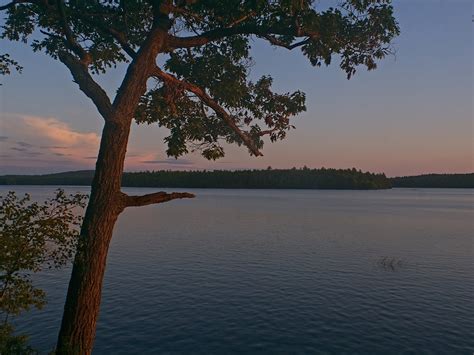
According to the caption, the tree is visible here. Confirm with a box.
[0,1,399,353]
[0,190,87,353]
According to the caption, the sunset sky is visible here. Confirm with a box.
[1,0,472,177]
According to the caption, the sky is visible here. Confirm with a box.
[0,0,473,177]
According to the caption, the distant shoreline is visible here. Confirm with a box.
[0,169,472,189]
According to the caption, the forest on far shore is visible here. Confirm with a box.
[0,168,389,189]
[0,169,472,189]
[390,173,474,188]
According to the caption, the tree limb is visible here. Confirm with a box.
[165,23,318,50]
[106,27,137,58]
[159,3,203,22]
[121,191,195,208]
[261,35,311,50]
[58,51,113,120]
[227,12,256,28]
[76,14,138,60]
[258,127,280,136]
[56,0,91,65]
[112,26,166,118]
[152,66,264,156]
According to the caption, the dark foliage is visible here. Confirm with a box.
[0,170,96,186]
[391,174,474,188]
[0,190,87,354]
[3,171,472,189]
[0,168,391,189]
[123,167,391,189]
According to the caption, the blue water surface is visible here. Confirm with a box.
[4,186,473,354]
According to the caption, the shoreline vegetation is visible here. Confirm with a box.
[0,169,472,189]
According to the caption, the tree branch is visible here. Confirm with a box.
[58,51,113,120]
[261,35,311,50]
[56,0,91,65]
[121,191,195,208]
[77,14,138,60]
[112,26,166,118]
[152,66,264,156]
[159,3,203,22]
[106,27,137,58]
[258,127,280,136]
[165,23,318,50]
[227,12,256,28]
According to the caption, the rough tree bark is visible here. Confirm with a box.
[55,23,193,355]
[55,119,131,354]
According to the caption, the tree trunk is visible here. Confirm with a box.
[54,22,168,353]
[56,118,131,354]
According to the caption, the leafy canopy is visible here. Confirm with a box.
[1,0,399,158]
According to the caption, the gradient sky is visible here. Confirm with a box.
[1,0,473,176]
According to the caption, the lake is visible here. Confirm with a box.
[3,186,473,354]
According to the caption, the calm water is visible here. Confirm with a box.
[3,186,473,354]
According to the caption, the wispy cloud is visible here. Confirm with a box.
[39,146,69,149]
[0,113,190,174]
[22,115,100,157]
[16,141,34,148]
[1,114,101,172]
[10,147,28,152]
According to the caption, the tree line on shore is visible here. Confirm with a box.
[1,167,389,190]
[390,173,473,188]
[1,169,472,189]
[123,167,391,189]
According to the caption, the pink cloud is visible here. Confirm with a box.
[0,114,191,173]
